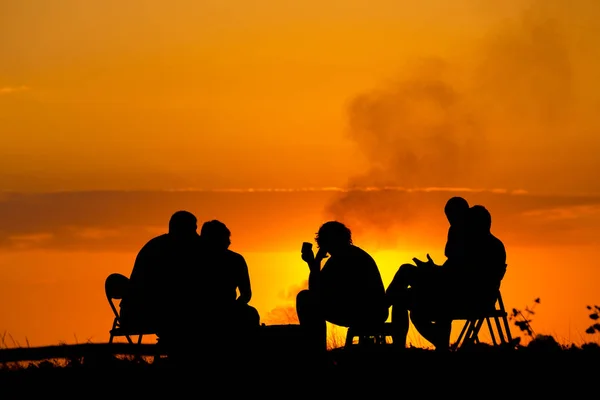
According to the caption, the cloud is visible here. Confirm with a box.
[323,57,490,240]
[0,189,599,254]
[276,279,308,302]
[0,86,29,94]
[0,189,335,252]
[325,188,600,249]
[262,306,300,325]
[324,1,599,240]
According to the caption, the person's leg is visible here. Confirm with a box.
[410,283,453,351]
[296,289,327,354]
[387,263,419,348]
[390,302,409,348]
[410,312,451,350]
[434,319,452,351]
[386,263,422,304]
[427,283,453,351]
[226,303,261,362]
[233,303,261,328]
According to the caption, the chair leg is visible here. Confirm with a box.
[464,320,478,345]
[466,318,485,346]
[452,320,471,350]
[486,317,498,346]
[493,316,506,344]
[345,329,354,348]
[501,315,514,343]
[457,319,479,349]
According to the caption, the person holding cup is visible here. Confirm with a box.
[295,221,388,354]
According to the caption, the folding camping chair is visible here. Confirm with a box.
[345,291,514,350]
[105,273,156,345]
[450,289,514,350]
[346,264,514,350]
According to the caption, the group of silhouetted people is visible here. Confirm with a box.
[119,212,260,360]
[294,196,506,354]
[117,196,506,361]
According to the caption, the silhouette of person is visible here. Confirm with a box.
[460,205,507,304]
[386,201,506,350]
[199,220,261,334]
[296,221,388,354]
[120,210,203,350]
[385,197,469,350]
[442,196,470,268]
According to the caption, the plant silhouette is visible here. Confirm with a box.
[510,297,541,340]
[585,305,600,338]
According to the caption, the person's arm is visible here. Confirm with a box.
[304,248,327,292]
[363,256,386,300]
[129,243,151,289]
[308,260,322,292]
[236,255,252,304]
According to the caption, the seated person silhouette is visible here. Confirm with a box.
[199,220,261,336]
[442,196,470,269]
[385,196,469,350]
[458,205,507,307]
[296,221,389,354]
[120,210,203,347]
[386,202,506,350]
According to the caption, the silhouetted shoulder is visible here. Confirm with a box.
[135,234,169,256]
[350,244,374,258]
[225,249,247,266]
[145,233,170,246]
[347,244,377,266]
[490,234,507,264]
[445,224,466,260]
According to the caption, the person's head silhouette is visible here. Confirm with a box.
[200,220,231,251]
[315,221,352,255]
[444,196,469,225]
[168,210,198,239]
[467,205,492,235]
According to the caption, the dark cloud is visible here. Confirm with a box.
[0,190,332,252]
[329,189,600,249]
[0,190,599,254]
[324,59,489,239]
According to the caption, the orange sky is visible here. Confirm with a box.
[1,0,600,348]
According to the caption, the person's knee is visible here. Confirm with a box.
[400,263,416,272]
[296,289,312,307]
[410,312,429,328]
[389,264,417,287]
[391,263,414,280]
[247,305,260,326]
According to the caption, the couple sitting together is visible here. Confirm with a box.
[119,213,260,358]
[296,196,507,352]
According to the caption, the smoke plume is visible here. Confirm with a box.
[324,1,590,246]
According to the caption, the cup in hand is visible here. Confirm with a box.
[301,242,313,254]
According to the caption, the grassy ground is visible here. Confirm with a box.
[1,335,599,398]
